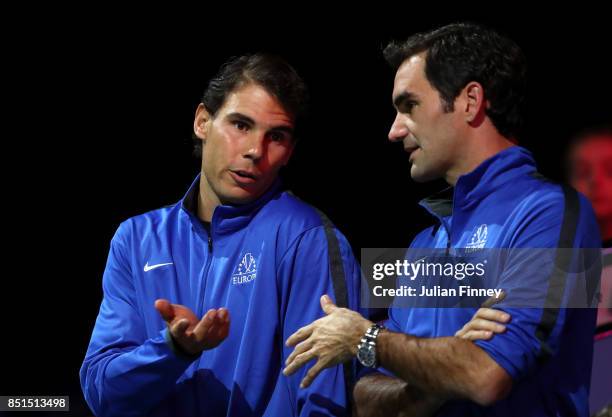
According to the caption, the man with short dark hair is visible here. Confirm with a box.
[283,23,601,416]
[80,53,360,416]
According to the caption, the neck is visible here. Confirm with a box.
[445,124,516,186]
[198,173,220,223]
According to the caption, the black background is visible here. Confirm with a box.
[2,7,611,416]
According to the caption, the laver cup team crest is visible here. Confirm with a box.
[232,252,258,285]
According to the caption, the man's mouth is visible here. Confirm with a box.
[404,145,420,161]
[229,169,259,184]
[233,170,257,179]
[403,138,419,153]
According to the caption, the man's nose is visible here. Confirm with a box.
[388,114,409,142]
[243,132,264,160]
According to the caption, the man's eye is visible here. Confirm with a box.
[269,131,286,142]
[234,121,249,131]
[402,102,416,114]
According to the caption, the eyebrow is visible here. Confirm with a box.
[393,92,419,110]
[226,112,294,135]
[226,112,255,126]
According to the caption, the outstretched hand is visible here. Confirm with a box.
[155,299,230,356]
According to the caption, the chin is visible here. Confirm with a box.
[221,188,262,205]
[223,194,256,205]
[410,167,437,183]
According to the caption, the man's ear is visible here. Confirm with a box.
[194,103,212,141]
[462,81,487,125]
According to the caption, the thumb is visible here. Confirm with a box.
[320,294,337,315]
[155,299,175,322]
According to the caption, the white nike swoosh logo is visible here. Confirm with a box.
[143,262,174,272]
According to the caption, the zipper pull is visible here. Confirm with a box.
[208,235,213,251]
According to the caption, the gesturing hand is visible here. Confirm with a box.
[283,295,372,388]
[155,299,230,356]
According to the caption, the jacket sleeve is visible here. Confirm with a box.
[277,225,362,417]
[79,221,198,417]
[474,191,601,381]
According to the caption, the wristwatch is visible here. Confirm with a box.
[357,323,385,368]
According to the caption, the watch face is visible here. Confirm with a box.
[358,347,376,368]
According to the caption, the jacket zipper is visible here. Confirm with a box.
[196,230,214,318]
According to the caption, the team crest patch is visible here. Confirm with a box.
[232,252,257,285]
[465,224,488,252]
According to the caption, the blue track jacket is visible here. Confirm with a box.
[80,175,361,416]
[385,146,601,416]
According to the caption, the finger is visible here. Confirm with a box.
[475,308,511,323]
[460,330,493,341]
[155,299,175,322]
[465,318,506,333]
[300,359,327,388]
[207,309,229,335]
[170,318,190,338]
[285,340,314,366]
[205,316,223,338]
[283,350,316,376]
[320,295,337,315]
[215,309,231,339]
[455,326,467,337]
[217,308,229,323]
[210,309,230,340]
[480,290,506,308]
[285,324,314,347]
[192,310,216,339]
[214,319,230,341]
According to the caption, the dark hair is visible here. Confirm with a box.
[193,53,308,157]
[383,22,527,140]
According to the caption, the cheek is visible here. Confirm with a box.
[267,146,293,167]
[418,115,450,147]
[202,142,220,171]
[205,131,238,167]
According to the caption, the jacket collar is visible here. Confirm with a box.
[420,146,537,219]
[180,173,283,237]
